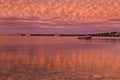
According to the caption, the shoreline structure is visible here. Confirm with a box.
[0,32,120,37]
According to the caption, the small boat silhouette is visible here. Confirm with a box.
[78,36,92,40]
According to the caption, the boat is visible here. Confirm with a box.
[78,36,92,40]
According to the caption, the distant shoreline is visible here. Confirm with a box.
[0,33,120,37]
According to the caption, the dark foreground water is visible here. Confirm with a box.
[0,36,120,80]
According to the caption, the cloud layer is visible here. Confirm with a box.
[0,0,120,33]
[0,0,120,23]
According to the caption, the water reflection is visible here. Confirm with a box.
[0,37,120,80]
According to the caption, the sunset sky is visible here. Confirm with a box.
[0,0,120,34]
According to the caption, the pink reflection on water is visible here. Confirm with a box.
[0,36,120,79]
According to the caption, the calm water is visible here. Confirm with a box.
[0,36,120,80]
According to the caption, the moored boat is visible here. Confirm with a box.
[78,36,92,40]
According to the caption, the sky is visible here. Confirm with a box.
[0,0,120,34]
